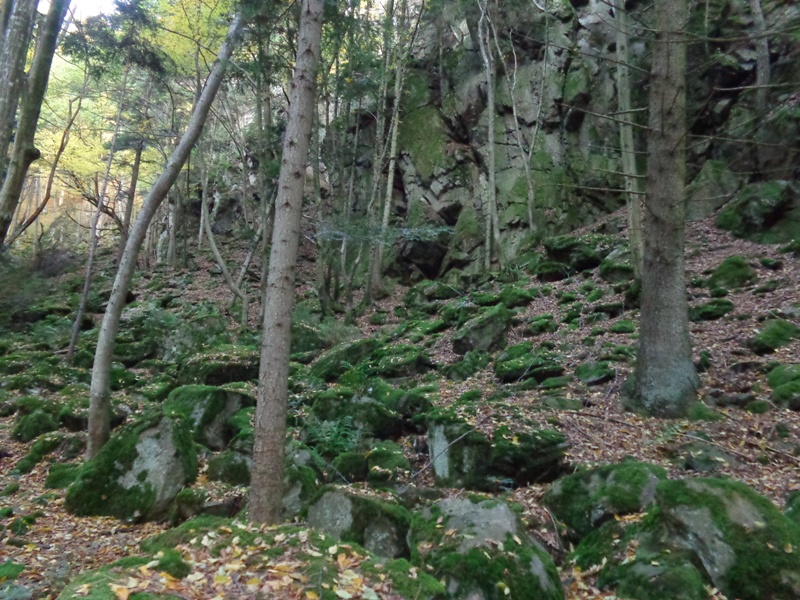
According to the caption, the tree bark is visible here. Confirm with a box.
[627,0,698,418]
[614,0,644,279]
[0,0,37,181]
[747,0,769,115]
[0,0,70,246]
[86,13,245,459]
[249,0,323,525]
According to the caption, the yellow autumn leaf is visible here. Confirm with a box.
[328,545,339,555]
[108,584,130,600]
[213,574,231,585]
[306,591,320,600]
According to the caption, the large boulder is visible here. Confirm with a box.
[310,338,382,381]
[410,497,563,600]
[716,180,800,244]
[569,478,800,600]
[307,489,412,559]
[452,306,513,355]
[177,346,259,385]
[544,461,667,540]
[65,414,197,521]
[163,385,256,450]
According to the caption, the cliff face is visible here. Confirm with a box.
[334,0,800,279]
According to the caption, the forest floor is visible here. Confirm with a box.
[1,214,799,599]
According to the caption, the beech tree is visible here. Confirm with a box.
[86,13,245,459]
[626,0,699,418]
[249,0,324,525]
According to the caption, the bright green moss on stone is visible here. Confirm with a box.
[708,256,756,289]
[748,319,800,354]
[12,409,58,442]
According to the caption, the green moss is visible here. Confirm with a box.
[687,402,722,422]
[599,260,633,283]
[310,338,382,381]
[140,514,230,553]
[227,406,254,454]
[207,450,251,486]
[366,441,411,487]
[771,381,800,409]
[527,314,559,334]
[0,560,24,582]
[748,319,800,354]
[368,558,446,599]
[655,478,800,600]
[15,432,63,473]
[156,548,191,579]
[767,364,800,388]
[575,361,615,385]
[331,451,368,482]
[543,461,667,540]
[65,414,197,521]
[708,256,756,289]
[12,409,58,442]
[1,483,20,497]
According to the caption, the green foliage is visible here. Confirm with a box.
[689,298,734,321]
[305,416,362,458]
[45,463,82,489]
[15,433,63,473]
[748,319,800,354]
[0,560,25,581]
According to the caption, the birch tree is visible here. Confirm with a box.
[86,14,245,459]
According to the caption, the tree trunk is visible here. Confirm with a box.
[67,66,131,362]
[477,0,500,269]
[627,0,698,418]
[747,0,769,115]
[86,14,245,459]
[615,0,644,279]
[0,0,37,182]
[249,0,323,525]
[117,142,143,263]
[0,0,70,246]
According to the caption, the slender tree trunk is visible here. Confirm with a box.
[0,0,37,182]
[249,0,323,525]
[117,142,143,262]
[0,0,69,245]
[86,14,244,459]
[627,0,698,418]
[615,0,644,279]
[67,67,131,362]
[477,0,500,269]
[747,0,769,115]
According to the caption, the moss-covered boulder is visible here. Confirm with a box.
[544,461,667,540]
[409,497,563,600]
[364,344,435,378]
[654,479,800,599]
[177,346,259,385]
[543,235,604,272]
[490,426,566,485]
[575,361,615,385]
[452,306,513,355]
[307,489,412,559]
[163,385,255,450]
[527,314,559,334]
[599,260,634,283]
[310,338,382,381]
[707,256,756,289]
[716,180,800,244]
[494,347,565,384]
[331,451,369,482]
[12,408,58,442]
[689,298,734,321]
[207,450,252,486]
[768,364,800,410]
[427,416,491,488]
[747,319,800,355]
[65,414,197,521]
[310,390,404,440]
[366,441,411,487]
[442,350,490,380]
[535,261,571,282]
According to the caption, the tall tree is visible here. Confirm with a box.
[626,0,699,417]
[614,0,644,279]
[0,0,71,246]
[249,0,324,525]
[86,13,245,459]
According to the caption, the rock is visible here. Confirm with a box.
[310,338,382,381]
[452,306,513,355]
[11,409,58,442]
[207,450,252,485]
[307,489,411,559]
[689,298,734,321]
[717,180,800,244]
[366,441,411,487]
[310,390,404,440]
[177,346,259,385]
[786,491,800,526]
[707,256,756,289]
[543,235,604,271]
[493,344,564,383]
[442,350,490,381]
[282,465,319,520]
[427,417,491,488]
[65,414,197,521]
[544,461,667,540]
[654,479,800,600]
[410,497,563,600]
[163,385,256,450]
[575,361,615,385]
[671,440,738,472]
[686,159,740,220]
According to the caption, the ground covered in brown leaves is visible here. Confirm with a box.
[1,215,799,599]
